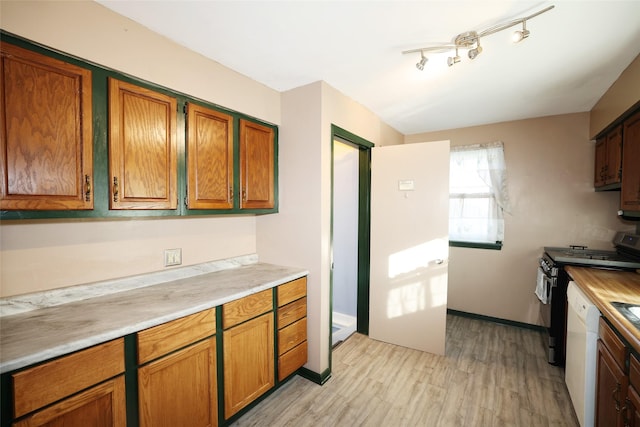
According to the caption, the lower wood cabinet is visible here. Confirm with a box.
[13,377,126,427]
[222,290,275,419]
[596,319,629,427]
[137,308,217,427]
[10,338,125,426]
[276,277,308,381]
[627,354,640,427]
[3,277,308,427]
[138,338,217,427]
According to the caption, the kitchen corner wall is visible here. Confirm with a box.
[257,81,403,378]
[0,0,281,297]
[590,54,640,138]
[405,112,636,325]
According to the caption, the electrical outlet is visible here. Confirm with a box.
[164,248,182,267]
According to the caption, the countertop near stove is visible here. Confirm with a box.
[566,266,640,352]
[0,262,308,374]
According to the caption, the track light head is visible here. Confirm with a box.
[468,45,482,60]
[512,21,530,43]
[416,52,428,70]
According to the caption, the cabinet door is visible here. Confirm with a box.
[13,376,126,427]
[139,337,217,427]
[594,137,607,188]
[239,119,275,209]
[223,312,274,419]
[108,78,177,210]
[186,103,234,209]
[605,126,622,185]
[1,43,93,210]
[621,110,640,211]
[628,386,640,427]
[596,340,628,427]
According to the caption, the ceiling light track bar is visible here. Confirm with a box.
[403,5,554,69]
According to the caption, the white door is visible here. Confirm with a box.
[369,141,450,355]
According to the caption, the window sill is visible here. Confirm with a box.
[449,241,503,250]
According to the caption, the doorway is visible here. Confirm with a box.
[330,125,373,349]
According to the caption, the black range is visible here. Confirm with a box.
[536,232,640,366]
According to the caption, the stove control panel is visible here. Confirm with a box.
[613,232,640,252]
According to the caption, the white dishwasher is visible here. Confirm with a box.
[565,281,600,427]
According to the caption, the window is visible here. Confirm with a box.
[449,142,510,249]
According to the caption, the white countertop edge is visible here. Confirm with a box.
[0,268,308,374]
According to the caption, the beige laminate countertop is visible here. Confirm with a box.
[566,266,640,352]
[0,261,308,374]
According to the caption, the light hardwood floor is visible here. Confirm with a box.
[230,314,580,426]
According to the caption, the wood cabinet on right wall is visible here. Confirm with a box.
[621,110,640,212]
[594,125,622,189]
[594,107,640,215]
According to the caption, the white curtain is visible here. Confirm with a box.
[449,141,510,243]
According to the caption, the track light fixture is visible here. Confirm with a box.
[416,51,428,70]
[403,5,553,70]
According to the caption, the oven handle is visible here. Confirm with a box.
[536,266,556,304]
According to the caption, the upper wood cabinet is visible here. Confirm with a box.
[621,110,640,212]
[108,78,177,210]
[239,119,275,210]
[0,43,93,210]
[594,125,622,189]
[186,103,234,210]
[0,36,279,219]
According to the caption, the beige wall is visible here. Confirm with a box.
[590,54,640,138]
[0,0,404,377]
[257,81,402,376]
[0,0,281,297]
[406,113,635,325]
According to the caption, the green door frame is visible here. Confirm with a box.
[330,125,374,347]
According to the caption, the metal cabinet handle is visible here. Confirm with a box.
[613,383,621,411]
[622,397,630,427]
[84,175,91,202]
[113,177,119,203]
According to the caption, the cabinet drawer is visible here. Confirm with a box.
[599,318,627,370]
[278,297,307,328]
[223,289,272,329]
[278,318,307,355]
[279,341,307,381]
[138,308,216,364]
[277,277,307,307]
[14,376,126,427]
[631,353,640,390]
[12,338,125,418]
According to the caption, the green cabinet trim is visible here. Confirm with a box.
[0,32,278,220]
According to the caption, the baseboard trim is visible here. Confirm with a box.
[297,366,332,385]
[447,308,545,332]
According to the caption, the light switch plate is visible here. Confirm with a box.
[398,179,415,191]
[164,248,182,266]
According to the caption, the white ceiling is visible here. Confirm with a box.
[96,0,640,135]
